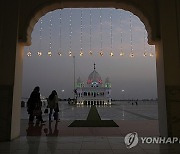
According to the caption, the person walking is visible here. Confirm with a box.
[48,90,60,122]
[27,86,46,124]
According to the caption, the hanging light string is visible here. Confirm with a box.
[110,9,113,56]
[100,8,103,56]
[38,19,43,56]
[48,12,53,56]
[129,14,134,57]
[149,45,154,57]
[58,9,62,56]
[69,8,72,56]
[143,28,147,57]
[119,10,124,56]
[80,8,83,56]
[89,9,92,55]
[27,46,32,57]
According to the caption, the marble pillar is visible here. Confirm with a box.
[0,0,22,141]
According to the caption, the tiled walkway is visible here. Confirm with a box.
[21,120,159,137]
[2,101,178,153]
[1,136,180,154]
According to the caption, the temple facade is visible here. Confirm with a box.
[76,64,111,105]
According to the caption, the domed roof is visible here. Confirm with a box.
[87,63,102,84]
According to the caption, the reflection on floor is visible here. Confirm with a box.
[3,101,178,154]
[22,120,159,137]
[21,101,159,137]
[1,136,180,154]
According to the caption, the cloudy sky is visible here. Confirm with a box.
[23,8,157,100]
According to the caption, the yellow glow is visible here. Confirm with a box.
[120,52,125,56]
[48,51,52,56]
[80,51,83,56]
[37,51,42,56]
[110,52,114,56]
[129,52,134,58]
[143,52,148,57]
[58,52,62,56]
[69,51,72,56]
[89,51,93,55]
[27,51,32,57]
[100,51,103,56]
[150,52,154,57]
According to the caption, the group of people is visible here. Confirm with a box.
[27,86,60,124]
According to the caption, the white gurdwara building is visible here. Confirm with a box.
[76,64,112,105]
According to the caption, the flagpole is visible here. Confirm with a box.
[73,55,75,99]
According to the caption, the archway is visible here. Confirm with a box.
[21,8,159,137]
[1,0,171,141]
[18,1,167,138]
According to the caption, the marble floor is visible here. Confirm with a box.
[1,101,179,153]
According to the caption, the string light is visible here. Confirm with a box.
[69,8,72,56]
[27,47,32,57]
[149,46,154,57]
[37,19,43,56]
[89,9,93,55]
[58,52,62,56]
[58,9,62,56]
[110,9,114,57]
[37,51,42,56]
[100,51,103,56]
[99,8,103,56]
[143,52,148,57]
[69,51,72,56]
[27,51,32,57]
[80,8,83,56]
[129,14,134,58]
[130,52,134,57]
[48,51,52,56]
[143,28,148,57]
[48,12,53,56]
[110,52,114,56]
[120,52,125,56]
[119,10,125,56]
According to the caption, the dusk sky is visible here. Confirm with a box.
[23,8,157,100]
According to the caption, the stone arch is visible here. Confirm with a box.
[19,0,159,45]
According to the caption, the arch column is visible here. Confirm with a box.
[157,0,180,137]
[0,0,23,141]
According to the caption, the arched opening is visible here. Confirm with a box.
[20,6,161,137]
[2,0,170,142]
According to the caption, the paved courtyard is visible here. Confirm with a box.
[5,101,180,154]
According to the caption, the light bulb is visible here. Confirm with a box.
[120,52,125,56]
[58,52,62,56]
[69,51,72,56]
[37,51,42,56]
[48,51,52,56]
[150,52,154,57]
[100,51,103,56]
[27,51,32,57]
[110,52,114,56]
[89,51,93,55]
[130,52,134,58]
[143,52,148,57]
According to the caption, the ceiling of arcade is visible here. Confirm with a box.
[18,0,160,45]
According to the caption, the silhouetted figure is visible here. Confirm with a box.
[27,86,45,124]
[48,90,60,122]
[135,101,138,105]
[68,98,71,104]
